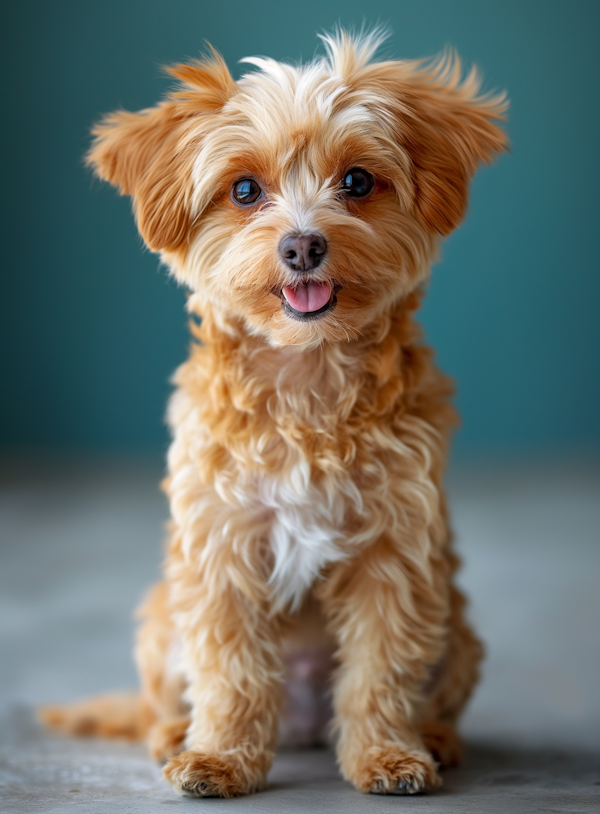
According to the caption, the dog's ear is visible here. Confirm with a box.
[401,56,508,235]
[87,52,235,252]
[360,53,508,235]
[87,104,195,252]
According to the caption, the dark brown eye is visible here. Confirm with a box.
[341,167,374,198]
[232,178,262,205]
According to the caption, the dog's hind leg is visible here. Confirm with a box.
[135,580,190,761]
[420,555,484,768]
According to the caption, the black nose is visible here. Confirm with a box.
[279,233,327,272]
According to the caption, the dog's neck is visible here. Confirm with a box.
[182,289,438,424]
[170,288,454,480]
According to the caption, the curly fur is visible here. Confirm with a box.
[40,29,507,797]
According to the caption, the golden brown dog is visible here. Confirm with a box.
[42,29,508,797]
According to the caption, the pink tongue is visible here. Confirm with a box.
[282,282,332,313]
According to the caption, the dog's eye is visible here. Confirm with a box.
[232,178,262,205]
[341,168,374,198]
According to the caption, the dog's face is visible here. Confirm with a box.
[89,32,507,347]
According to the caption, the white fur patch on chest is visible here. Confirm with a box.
[259,461,352,612]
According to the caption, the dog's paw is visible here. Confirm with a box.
[420,719,463,769]
[350,746,441,795]
[163,749,267,797]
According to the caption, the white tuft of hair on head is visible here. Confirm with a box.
[318,23,391,78]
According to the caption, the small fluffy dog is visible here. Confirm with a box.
[42,30,507,797]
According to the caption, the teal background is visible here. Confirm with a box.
[1,0,599,457]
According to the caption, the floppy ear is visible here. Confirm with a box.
[86,52,235,252]
[362,53,508,235]
[401,55,508,235]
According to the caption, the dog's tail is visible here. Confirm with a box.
[38,691,152,742]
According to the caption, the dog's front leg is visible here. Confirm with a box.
[162,509,281,798]
[320,534,447,795]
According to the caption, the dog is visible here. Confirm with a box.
[41,29,508,797]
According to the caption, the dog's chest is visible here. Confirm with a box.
[259,460,355,612]
[196,342,402,611]
[233,348,377,611]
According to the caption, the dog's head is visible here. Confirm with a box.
[88,30,507,347]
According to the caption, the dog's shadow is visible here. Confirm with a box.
[444,741,599,794]
[267,740,600,800]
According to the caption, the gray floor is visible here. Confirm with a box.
[1,455,599,812]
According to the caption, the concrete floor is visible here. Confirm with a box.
[1,455,599,812]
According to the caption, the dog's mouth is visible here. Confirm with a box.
[278,281,340,322]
